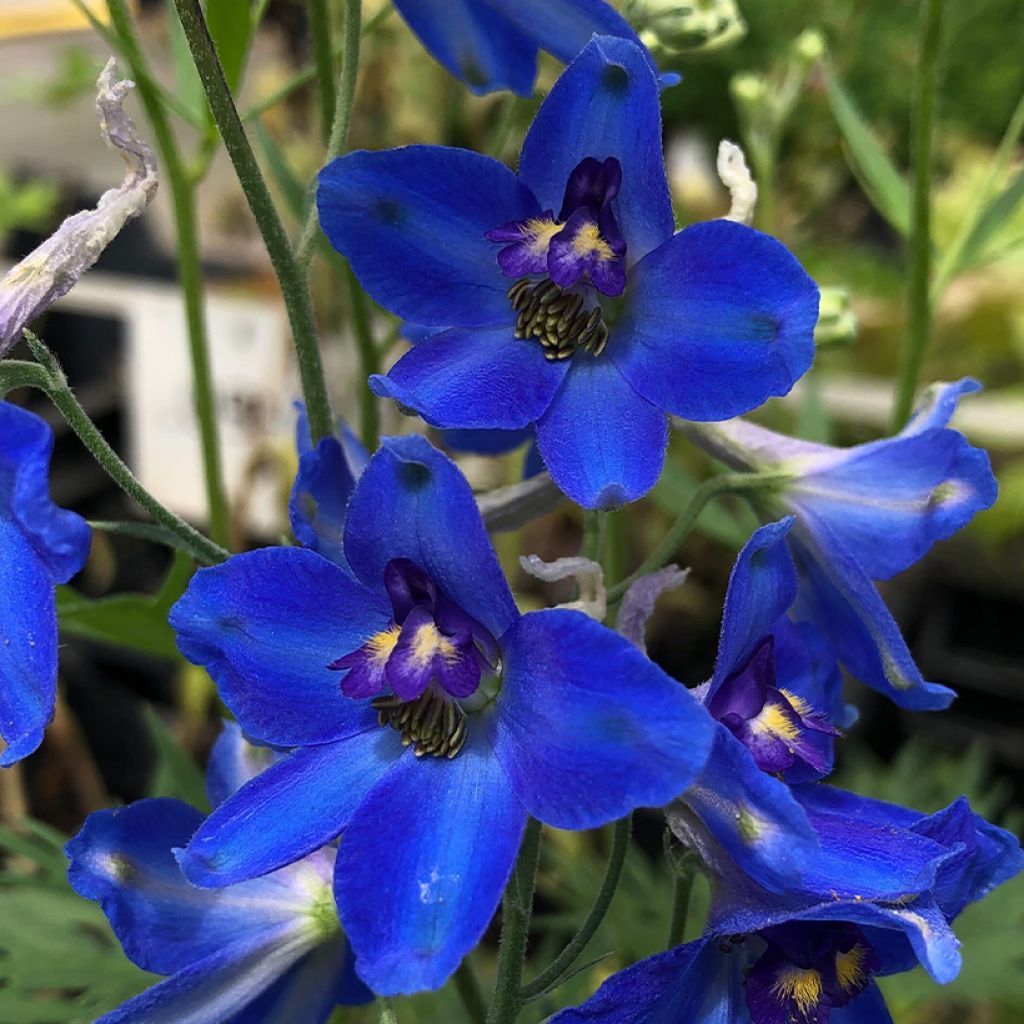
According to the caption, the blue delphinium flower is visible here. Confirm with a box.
[0,401,90,766]
[393,0,657,96]
[317,36,819,509]
[681,378,997,709]
[65,722,372,1024]
[290,402,369,568]
[552,790,1022,1024]
[675,518,846,892]
[169,435,714,994]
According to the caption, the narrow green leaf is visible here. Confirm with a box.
[57,552,194,660]
[169,1,210,126]
[208,0,257,94]
[954,166,1024,273]
[142,704,209,811]
[823,66,911,237]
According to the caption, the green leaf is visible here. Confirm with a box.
[954,166,1024,273]
[208,0,257,94]
[823,66,911,237]
[142,704,209,811]
[57,552,194,660]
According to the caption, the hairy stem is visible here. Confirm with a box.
[106,0,230,547]
[487,818,544,1024]
[3,347,226,566]
[171,0,335,443]
[892,0,947,431]
[521,814,632,1002]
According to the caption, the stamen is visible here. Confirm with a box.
[372,690,469,759]
[507,279,609,360]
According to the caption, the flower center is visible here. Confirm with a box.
[706,636,838,776]
[746,923,879,1024]
[329,558,498,760]
[487,156,625,362]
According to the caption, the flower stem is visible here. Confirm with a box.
[3,344,227,566]
[666,864,695,949]
[520,814,632,1002]
[297,0,363,270]
[170,0,335,444]
[307,0,336,145]
[607,473,779,604]
[454,958,489,1022]
[377,997,399,1024]
[344,261,380,447]
[105,0,230,548]
[487,817,544,1024]
[892,0,947,432]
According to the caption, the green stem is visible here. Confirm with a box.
[377,997,399,1024]
[520,814,632,1002]
[106,0,231,548]
[892,0,947,431]
[3,348,227,566]
[666,867,695,949]
[607,473,778,604]
[454,958,489,1022]
[171,0,335,444]
[580,509,602,562]
[487,818,544,1024]
[297,0,363,270]
[345,262,380,447]
[307,0,336,145]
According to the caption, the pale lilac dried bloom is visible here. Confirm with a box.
[614,565,689,652]
[0,59,157,357]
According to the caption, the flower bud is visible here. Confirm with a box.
[632,0,747,57]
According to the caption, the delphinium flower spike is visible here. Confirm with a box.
[169,435,715,994]
[317,36,819,509]
[0,402,91,765]
[66,722,373,1024]
[680,378,997,708]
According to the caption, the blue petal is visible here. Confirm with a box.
[393,0,537,95]
[343,436,519,638]
[788,430,996,581]
[170,548,390,747]
[708,519,797,696]
[0,401,91,582]
[612,220,819,420]
[229,935,373,1021]
[289,410,368,569]
[95,926,316,1024]
[832,982,894,1024]
[441,426,535,462]
[518,36,673,263]
[789,523,955,710]
[910,797,1024,919]
[0,524,57,766]
[318,147,539,326]
[490,0,651,69]
[205,721,281,809]
[550,937,747,1024]
[66,798,320,975]
[180,730,402,887]
[334,731,525,994]
[491,609,713,829]
[535,357,667,509]
[680,725,817,893]
[900,378,981,436]
[370,324,567,430]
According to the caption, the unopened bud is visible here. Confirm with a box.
[632,0,747,57]
[794,28,826,64]
[814,287,858,349]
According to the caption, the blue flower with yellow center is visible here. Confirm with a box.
[169,435,715,994]
[551,790,1023,1024]
[317,36,820,509]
